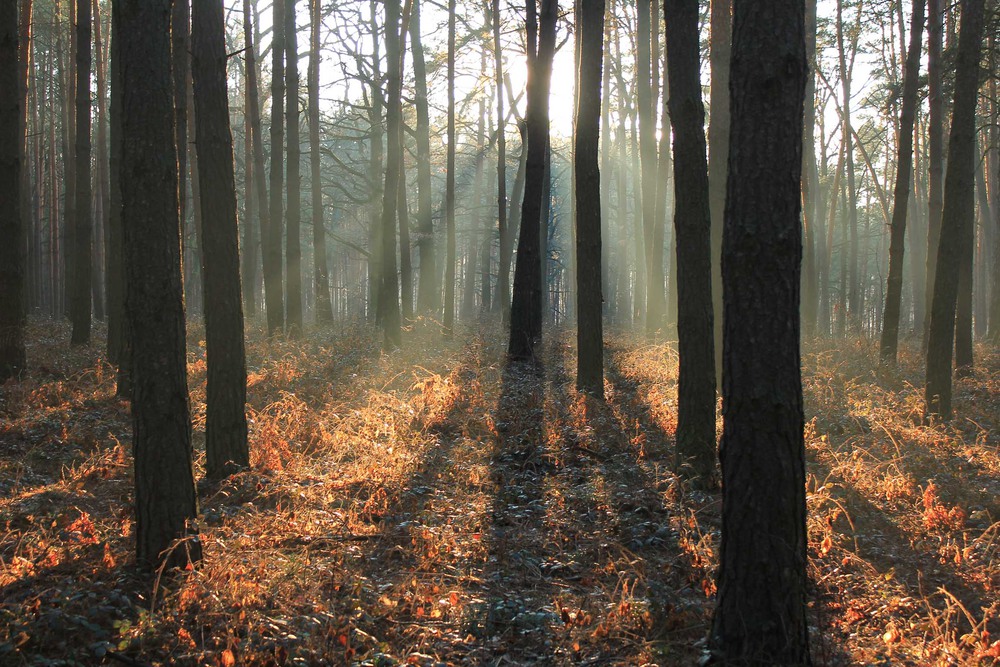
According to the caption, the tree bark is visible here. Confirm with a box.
[708,0,730,371]
[709,0,810,661]
[493,0,510,321]
[0,0,25,380]
[266,0,286,335]
[411,0,438,315]
[665,0,717,484]
[925,0,985,420]
[637,0,661,333]
[192,0,250,478]
[378,0,403,348]
[309,0,333,323]
[244,0,271,325]
[70,0,92,345]
[880,0,925,363]
[120,0,201,569]
[285,0,303,336]
[574,0,604,397]
[508,0,557,361]
[443,0,456,337]
[923,0,944,348]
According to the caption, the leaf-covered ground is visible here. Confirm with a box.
[1,318,998,666]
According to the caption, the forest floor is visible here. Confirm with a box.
[1,318,999,666]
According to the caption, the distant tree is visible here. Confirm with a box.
[192,0,250,478]
[0,0,25,381]
[493,0,511,322]
[244,0,272,325]
[108,0,128,395]
[637,0,661,334]
[285,0,303,336]
[119,0,201,568]
[443,0,456,337]
[267,0,286,336]
[309,0,333,324]
[925,0,986,420]
[378,0,403,348]
[880,0,926,364]
[70,0,92,345]
[664,0,716,483]
[574,0,604,397]
[411,0,438,315]
[709,0,810,661]
[508,0,557,361]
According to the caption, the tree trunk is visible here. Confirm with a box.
[378,0,403,348]
[575,0,604,397]
[443,0,456,337]
[493,0,509,321]
[285,0,303,336]
[172,0,192,313]
[925,0,985,420]
[244,0,271,326]
[665,0,717,484]
[119,0,201,569]
[880,0,925,363]
[411,0,438,315]
[837,0,860,333]
[266,0,286,335]
[508,0,557,361]
[241,29,258,319]
[309,0,333,323]
[637,0,661,333]
[0,1,25,380]
[109,0,127,392]
[924,0,944,348]
[70,0,92,345]
[708,0,730,371]
[192,0,250,478]
[709,0,810,661]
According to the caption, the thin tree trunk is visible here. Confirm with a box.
[310,0,333,323]
[492,0,509,321]
[924,0,944,348]
[575,0,604,397]
[880,0,925,363]
[70,0,92,345]
[285,0,302,335]
[267,0,286,335]
[411,0,438,314]
[443,0,456,337]
[637,0,661,333]
[379,0,403,348]
[665,0,717,484]
[192,0,250,478]
[925,0,986,420]
[708,0,730,368]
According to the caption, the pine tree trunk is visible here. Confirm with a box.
[880,0,926,363]
[0,0,25,380]
[443,0,456,337]
[925,0,985,420]
[709,0,810,660]
[285,0,303,336]
[575,0,604,397]
[924,0,945,348]
[708,0,730,369]
[309,0,333,324]
[637,0,661,333]
[379,0,403,348]
[665,0,716,484]
[192,0,250,478]
[266,0,286,335]
[244,0,271,324]
[120,0,201,569]
[508,0,557,361]
[70,0,92,345]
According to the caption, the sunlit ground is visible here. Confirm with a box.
[1,318,998,665]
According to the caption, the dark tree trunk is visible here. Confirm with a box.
[574,0,604,397]
[801,0,819,338]
[192,0,250,478]
[508,0,557,361]
[443,0,456,336]
[241,36,257,319]
[109,0,127,393]
[492,0,510,321]
[837,0,860,333]
[119,0,201,569]
[244,0,272,325]
[665,0,717,484]
[880,0,925,364]
[172,0,191,312]
[266,0,286,336]
[637,0,661,333]
[285,0,302,336]
[924,0,944,348]
[709,0,810,661]
[378,0,403,349]
[70,0,92,345]
[309,0,333,324]
[411,0,438,315]
[95,0,113,346]
[0,0,25,380]
[925,0,985,420]
[707,0,730,375]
